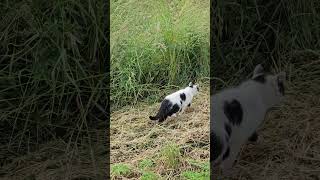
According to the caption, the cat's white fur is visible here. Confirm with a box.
[211,64,286,175]
[166,82,199,116]
[149,82,199,122]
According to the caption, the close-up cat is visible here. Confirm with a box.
[211,64,286,176]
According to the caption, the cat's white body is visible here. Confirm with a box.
[165,86,197,115]
[211,64,286,175]
[149,82,199,122]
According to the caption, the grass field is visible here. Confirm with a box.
[111,0,210,111]
[212,0,320,179]
[0,1,108,179]
[111,81,209,179]
[110,0,210,179]
[1,0,319,179]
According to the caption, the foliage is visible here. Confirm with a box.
[110,0,209,110]
[111,163,132,177]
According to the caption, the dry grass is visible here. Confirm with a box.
[214,58,320,179]
[0,1,107,179]
[109,58,320,180]
[110,82,210,179]
[1,128,108,179]
[2,59,318,180]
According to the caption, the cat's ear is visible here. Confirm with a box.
[188,82,193,87]
[252,64,264,78]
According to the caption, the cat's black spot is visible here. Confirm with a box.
[224,123,232,137]
[188,103,191,107]
[248,132,258,142]
[167,103,180,117]
[253,74,265,83]
[222,146,230,160]
[278,80,285,95]
[223,99,243,126]
[156,99,172,122]
[211,132,223,163]
[180,93,186,101]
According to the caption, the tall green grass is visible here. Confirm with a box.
[0,0,107,167]
[111,0,209,110]
[212,0,320,90]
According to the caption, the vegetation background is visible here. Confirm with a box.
[111,0,210,179]
[111,0,210,111]
[2,0,319,179]
[212,0,320,179]
[0,0,108,179]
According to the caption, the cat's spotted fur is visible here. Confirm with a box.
[149,82,199,122]
[210,64,286,175]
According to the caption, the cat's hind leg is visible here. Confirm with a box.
[158,117,166,122]
[220,139,243,177]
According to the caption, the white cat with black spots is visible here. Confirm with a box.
[210,64,286,176]
[149,82,199,122]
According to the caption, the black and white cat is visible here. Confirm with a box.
[149,82,199,122]
[210,64,286,175]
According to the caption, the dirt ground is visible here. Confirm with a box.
[111,60,320,180]
[110,83,210,179]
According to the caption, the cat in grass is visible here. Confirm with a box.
[149,82,199,122]
[210,64,286,176]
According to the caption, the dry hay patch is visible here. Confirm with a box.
[110,84,210,179]
[1,139,108,180]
